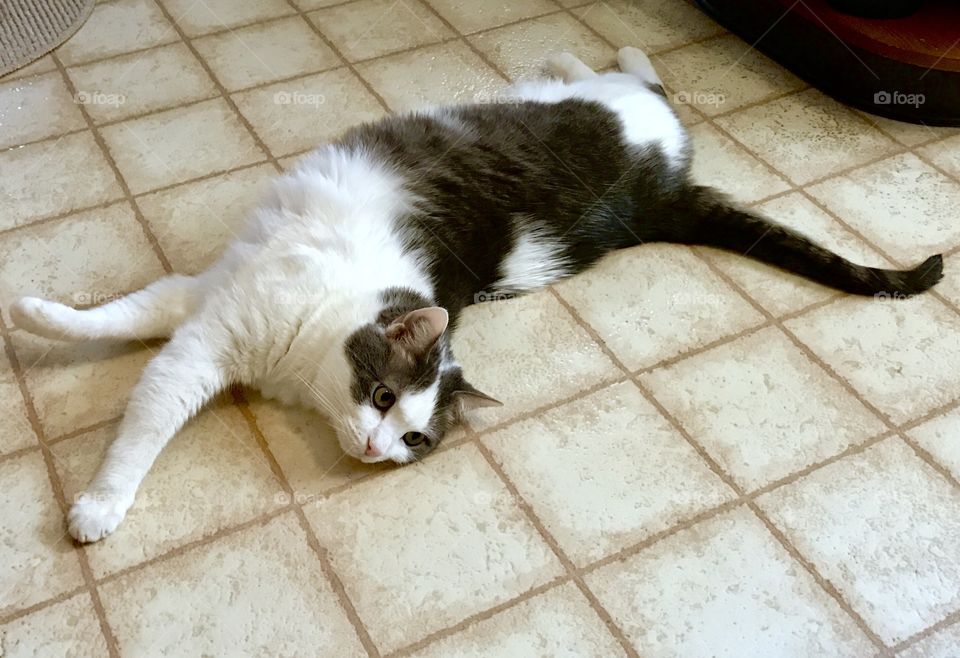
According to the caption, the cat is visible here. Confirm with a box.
[10,48,942,543]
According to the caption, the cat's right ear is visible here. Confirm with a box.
[385,306,449,356]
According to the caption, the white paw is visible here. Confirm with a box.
[67,491,133,543]
[10,297,70,339]
[618,46,660,85]
[545,52,594,82]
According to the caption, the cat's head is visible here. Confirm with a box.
[330,289,500,464]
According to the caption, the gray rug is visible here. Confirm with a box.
[0,0,95,77]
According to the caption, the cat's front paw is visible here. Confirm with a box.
[67,491,133,543]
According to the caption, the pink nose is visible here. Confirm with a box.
[364,439,381,457]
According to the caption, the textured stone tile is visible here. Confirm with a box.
[57,0,177,65]
[160,0,294,37]
[428,0,557,33]
[0,349,34,456]
[908,407,960,483]
[688,122,791,204]
[574,0,725,52]
[0,594,108,657]
[0,72,86,149]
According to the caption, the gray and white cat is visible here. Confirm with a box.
[11,49,942,543]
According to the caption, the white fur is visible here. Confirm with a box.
[11,48,681,543]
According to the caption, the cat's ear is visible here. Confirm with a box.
[453,379,502,411]
[386,306,449,355]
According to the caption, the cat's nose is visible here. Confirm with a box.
[364,439,381,457]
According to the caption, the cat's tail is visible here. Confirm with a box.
[10,274,202,341]
[658,185,943,297]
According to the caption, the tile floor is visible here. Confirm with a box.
[1,0,959,656]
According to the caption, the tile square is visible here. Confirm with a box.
[409,583,622,657]
[193,16,339,91]
[0,593,108,657]
[53,401,285,577]
[0,202,166,327]
[700,192,892,316]
[10,330,153,440]
[310,0,452,62]
[555,245,765,371]
[427,0,557,34]
[0,72,86,149]
[0,350,34,457]
[0,55,57,82]
[99,513,366,656]
[757,439,960,644]
[469,12,616,81]
[641,326,887,490]
[857,112,956,148]
[0,452,84,617]
[908,407,960,483]
[899,622,960,658]
[715,89,898,185]
[137,163,276,273]
[57,0,178,65]
[233,69,384,156]
[657,34,804,117]
[356,41,503,111]
[574,0,725,53]
[688,122,790,204]
[304,443,563,653]
[451,291,620,430]
[586,508,874,657]
[483,381,733,564]
[808,153,960,263]
[917,134,960,177]
[100,98,265,193]
[160,0,295,37]
[0,131,123,230]
[67,42,216,123]
[784,295,960,425]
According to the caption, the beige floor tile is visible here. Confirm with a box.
[641,326,887,490]
[908,407,960,483]
[574,0,725,53]
[138,164,277,273]
[100,98,265,193]
[99,512,366,656]
[428,0,557,34]
[0,131,123,230]
[700,192,892,317]
[0,55,57,82]
[483,381,732,564]
[0,72,86,149]
[857,111,956,148]
[10,330,153,439]
[193,16,339,91]
[0,452,84,617]
[757,439,960,644]
[451,291,619,430]
[356,41,504,111]
[586,507,874,657]
[67,42,216,123]
[233,68,384,156]
[0,202,165,327]
[305,443,563,653]
[0,350,35,457]
[784,295,960,426]
[310,0,452,62]
[408,582,622,657]
[657,34,804,117]
[248,394,392,500]
[807,153,960,264]
[555,245,764,371]
[0,593,109,657]
[715,89,898,185]
[57,0,178,66]
[688,122,791,204]
[469,12,616,81]
[159,0,295,37]
[53,401,284,577]
[917,134,960,178]
[899,622,960,658]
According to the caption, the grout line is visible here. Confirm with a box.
[0,584,88,626]
[0,198,128,240]
[50,54,174,274]
[0,127,88,153]
[43,417,124,447]
[891,608,960,654]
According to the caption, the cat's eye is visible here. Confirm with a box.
[372,384,396,411]
[402,431,426,447]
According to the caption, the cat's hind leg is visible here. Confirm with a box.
[617,46,662,86]
[546,52,597,83]
[67,320,229,542]
[11,273,203,342]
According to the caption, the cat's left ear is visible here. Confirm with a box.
[386,306,449,355]
[453,379,503,410]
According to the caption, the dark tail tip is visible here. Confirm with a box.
[894,254,943,296]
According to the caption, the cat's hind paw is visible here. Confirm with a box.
[67,491,133,543]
